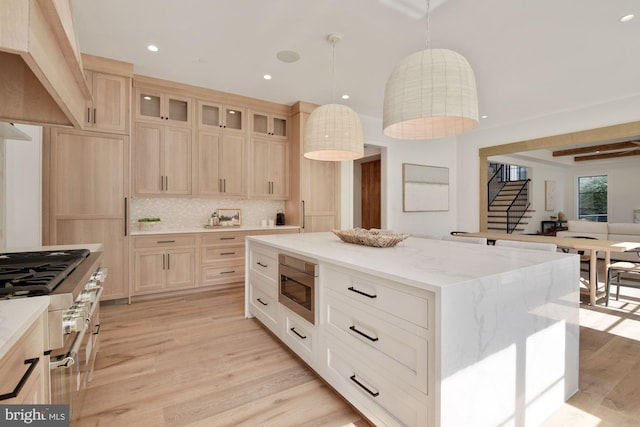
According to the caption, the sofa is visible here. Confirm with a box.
[556,220,640,261]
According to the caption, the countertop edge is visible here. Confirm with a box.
[131,225,300,236]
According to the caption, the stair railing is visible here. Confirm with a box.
[488,164,506,209]
[506,179,531,234]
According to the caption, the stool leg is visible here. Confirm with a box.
[606,267,611,307]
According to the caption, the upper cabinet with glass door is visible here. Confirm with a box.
[252,110,288,140]
[135,87,192,126]
[198,100,245,133]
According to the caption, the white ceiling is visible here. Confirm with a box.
[70,0,640,133]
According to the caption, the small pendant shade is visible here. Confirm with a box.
[304,103,364,161]
[383,48,479,140]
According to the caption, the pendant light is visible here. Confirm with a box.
[304,34,364,161]
[382,0,479,140]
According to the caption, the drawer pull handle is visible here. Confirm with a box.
[220,270,236,275]
[220,237,236,241]
[349,325,379,342]
[350,374,379,397]
[348,286,377,299]
[290,327,307,339]
[257,262,268,268]
[157,240,175,244]
[256,298,268,306]
[221,252,236,256]
[0,358,39,401]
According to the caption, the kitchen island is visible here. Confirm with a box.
[245,232,579,427]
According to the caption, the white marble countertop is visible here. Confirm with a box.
[247,232,575,292]
[0,296,49,359]
[131,225,300,236]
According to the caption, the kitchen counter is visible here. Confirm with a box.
[1,243,103,253]
[0,296,49,359]
[246,232,580,426]
[131,225,300,236]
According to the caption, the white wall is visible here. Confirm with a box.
[4,124,42,248]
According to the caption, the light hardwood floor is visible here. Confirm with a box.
[77,277,640,427]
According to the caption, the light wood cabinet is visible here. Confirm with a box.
[198,100,244,132]
[133,122,192,196]
[197,131,245,197]
[0,313,47,404]
[200,232,246,288]
[135,88,192,126]
[84,70,130,134]
[133,235,197,295]
[285,102,341,232]
[250,137,289,199]
[43,128,129,300]
[252,110,288,139]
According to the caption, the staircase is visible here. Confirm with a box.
[488,180,534,233]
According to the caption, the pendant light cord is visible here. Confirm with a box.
[331,38,337,103]
[425,0,431,48]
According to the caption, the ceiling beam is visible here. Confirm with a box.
[553,141,639,157]
[574,148,640,162]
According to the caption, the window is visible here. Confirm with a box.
[578,175,608,222]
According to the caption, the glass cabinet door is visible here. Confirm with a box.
[225,107,243,130]
[168,97,189,122]
[139,92,162,119]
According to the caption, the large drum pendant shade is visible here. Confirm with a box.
[383,48,479,140]
[304,103,364,161]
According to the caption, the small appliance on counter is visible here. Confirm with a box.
[276,209,285,226]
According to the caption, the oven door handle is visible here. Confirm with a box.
[50,326,86,369]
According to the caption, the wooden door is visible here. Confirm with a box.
[165,248,196,289]
[269,140,289,198]
[250,138,271,197]
[197,131,222,196]
[48,129,129,300]
[91,72,128,133]
[164,126,192,195]
[219,133,245,197]
[134,122,163,195]
[302,157,340,232]
[361,159,381,230]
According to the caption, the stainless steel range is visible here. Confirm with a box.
[0,248,107,422]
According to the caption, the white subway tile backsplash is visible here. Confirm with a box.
[131,197,285,229]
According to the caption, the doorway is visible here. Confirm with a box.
[353,145,383,229]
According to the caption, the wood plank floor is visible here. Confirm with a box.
[76,278,640,426]
[75,287,371,427]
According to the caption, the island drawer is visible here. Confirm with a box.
[248,283,279,333]
[281,307,316,366]
[248,245,279,283]
[324,266,431,329]
[323,334,427,427]
[324,289,429,394]
[134,234,196,249]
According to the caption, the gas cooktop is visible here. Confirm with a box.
[0,249,91,297]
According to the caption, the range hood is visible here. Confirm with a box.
[0,0,91,129]
[0,123,32,141]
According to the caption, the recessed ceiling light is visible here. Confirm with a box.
[147,44,159,52]
[341,94,350,100]
[263,74,272,80]
[276,50,301,63]
[620,14,635,22]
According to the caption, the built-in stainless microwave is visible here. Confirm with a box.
[278,254,318,324]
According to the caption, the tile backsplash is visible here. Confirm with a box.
[131,197,285,229]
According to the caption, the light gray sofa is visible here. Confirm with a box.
[556,220,640,261]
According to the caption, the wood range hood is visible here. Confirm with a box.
[0,0,91,129]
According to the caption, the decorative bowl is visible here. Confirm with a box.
[332,228,410,248]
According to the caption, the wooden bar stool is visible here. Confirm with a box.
[606,250,640,306]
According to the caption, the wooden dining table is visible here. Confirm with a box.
[462,232,640,305]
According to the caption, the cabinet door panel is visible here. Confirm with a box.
[164,127,192,195]
[56,219,128,300]
[219,133,245,196]
[251,138,270,196]
[134,123,163,194]
[198,131,222,195]
[134,251,165,292]
[269,140,289,198]
[92,72,128,133]
[53,132,126,216]
[166,249,196,289]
